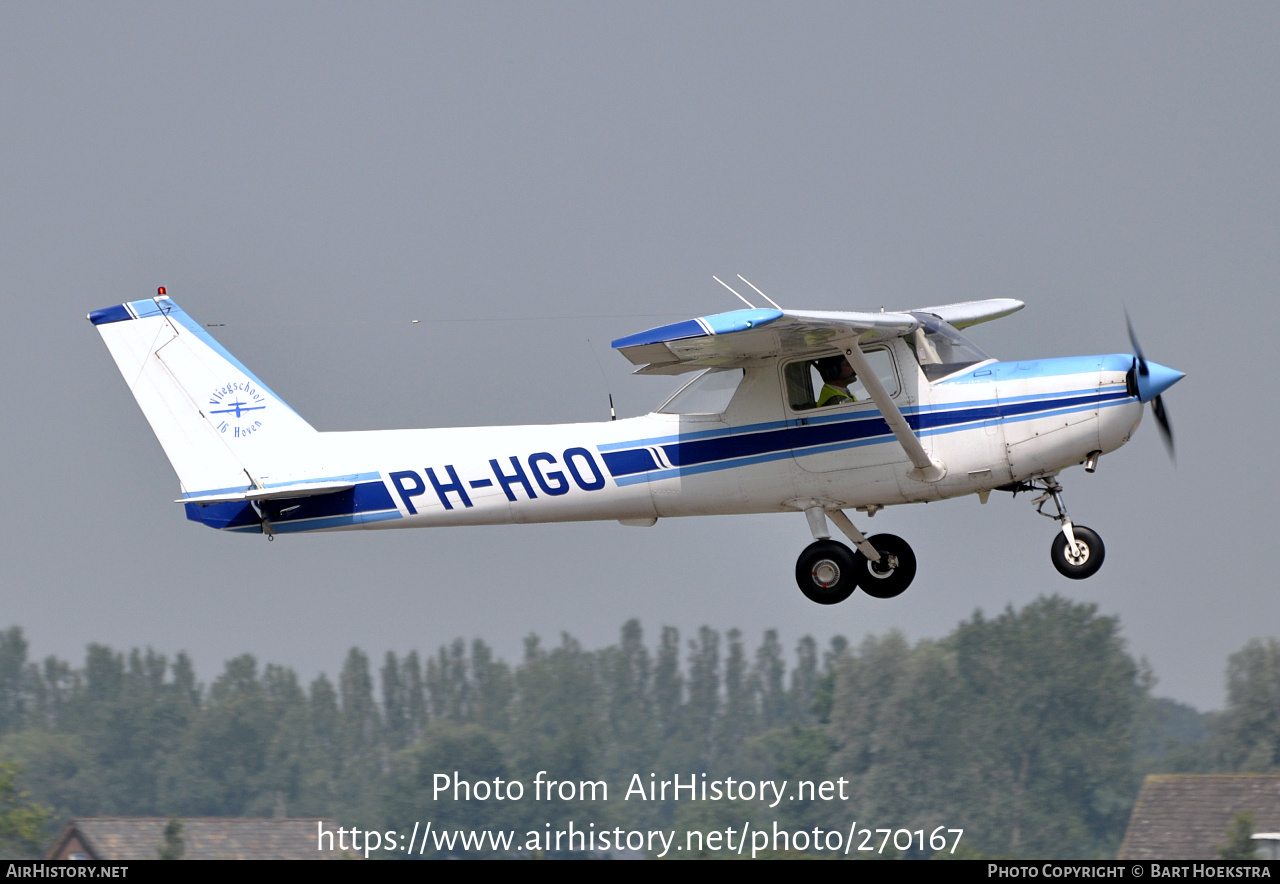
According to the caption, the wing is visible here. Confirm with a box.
[612,298,1025,373]
[908,298,1024,329]
[612,298,1024,482]
[612,308,919,374]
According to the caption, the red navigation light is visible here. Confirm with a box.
[157,286,167,296]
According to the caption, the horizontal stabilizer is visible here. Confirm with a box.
[179,480,357,505]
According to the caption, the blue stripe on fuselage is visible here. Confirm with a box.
[603,385,1131,479]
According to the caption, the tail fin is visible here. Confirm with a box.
[89,293,317,499]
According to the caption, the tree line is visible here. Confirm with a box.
[0,597,1276,859]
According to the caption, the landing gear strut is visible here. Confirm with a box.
[1029,478,1105,579]
[793,506,917,603]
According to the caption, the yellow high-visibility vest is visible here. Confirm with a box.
[816,384,856,407]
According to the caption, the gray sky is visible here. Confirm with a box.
[2,3,1276,711]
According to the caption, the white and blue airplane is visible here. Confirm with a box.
[88,285,1183,604]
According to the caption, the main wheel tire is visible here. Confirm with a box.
[855,533,917,599]
[1050,525,1105,579]
[795,540,858,605]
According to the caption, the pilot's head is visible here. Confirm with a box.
[817,355,855,384]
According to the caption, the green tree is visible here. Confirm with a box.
[717,628,753,764]
[1218,810,1258,860]
[0,629,30,736]
[790,635,819,725]
[383,724,515,858]
[160,655,275,815]
[602,619,655,775]
[402,651,427,740]
[510,634,602,781]
[1213,638,1280,772]
[654,627,682,746]
[685,626,720,767]
[948,598,1140,857]
[470,639,513,731]
[828,597,1143,859]
[381,652,409,751]
[0,762,51,859]
[829,631,962,840]
[156,817,184,860]
[755,629,787,729]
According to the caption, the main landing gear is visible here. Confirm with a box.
[1021,477,1105,579]
[794,506,917,604]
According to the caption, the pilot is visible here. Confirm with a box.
[815,355,858,407]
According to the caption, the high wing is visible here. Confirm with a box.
[612,298,1022,373]
[613,297,1024,483]
[908,298,1024,329]
[612,308,916,375]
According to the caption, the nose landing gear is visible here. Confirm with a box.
[1030,478,1106,579]
[1050,525,1104,578]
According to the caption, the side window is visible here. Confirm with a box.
[784,349,899,411]
[657,368,744,415]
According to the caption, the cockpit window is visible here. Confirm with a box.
[784,348,899,411]
[657,368,744,415]
[908,314,991,380]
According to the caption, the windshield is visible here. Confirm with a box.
[657,368,744,415]
[908,314,991,380]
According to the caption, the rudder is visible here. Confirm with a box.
[89,293,318,500]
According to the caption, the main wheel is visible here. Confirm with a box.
[1050,525,1105,579]
[795,540,857,604]
[855,533,917,599]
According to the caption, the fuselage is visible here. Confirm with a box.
[186,344,1144,535]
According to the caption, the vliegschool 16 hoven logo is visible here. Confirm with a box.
[209,381,266,438]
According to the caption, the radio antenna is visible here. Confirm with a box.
[587,339,617,421]
[713,275,755,308]
[737,275,782,309]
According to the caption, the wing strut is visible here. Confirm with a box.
[839,339,946,482]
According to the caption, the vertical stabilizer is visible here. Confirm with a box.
[89,294,317,498]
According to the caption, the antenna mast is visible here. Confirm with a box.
[713,276,755,308]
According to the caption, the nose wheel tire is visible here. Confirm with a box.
[1050,525,1105,579]
[855,533,916,599]
[795,540,857,605]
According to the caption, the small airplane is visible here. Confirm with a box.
[88,283,1183,604]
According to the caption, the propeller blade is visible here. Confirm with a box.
[1126,310,1179,461]
[1125,309,1148,376]
[1151,395,1175,458]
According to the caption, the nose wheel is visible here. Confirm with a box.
[1050,525,1105,579]
[1025,477,1106,580]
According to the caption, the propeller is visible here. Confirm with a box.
[1125,310,1182,458]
